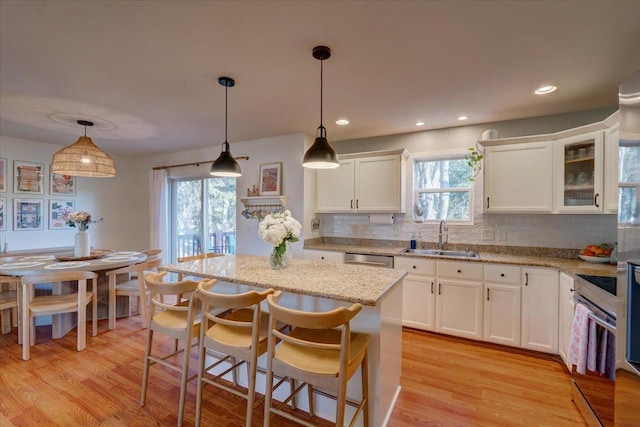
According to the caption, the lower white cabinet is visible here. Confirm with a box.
[396,257,436,330]
[436,279,483,340]
[483,264,521,346]
[558,272,576,370]
[303,249,344,263]
[521,267,559,354]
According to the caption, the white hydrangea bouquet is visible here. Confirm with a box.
[258,210,301,269]
[66,210,103,231]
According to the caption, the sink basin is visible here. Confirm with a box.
[401,248,480,259]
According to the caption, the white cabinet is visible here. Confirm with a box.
[553,130,605,213]
[316,150,407,213]
[521,267,559,354]
[558,272,576,370]
[604,124,619,213]
[483,142,554,213]
[435,261,483,340]
[483,264,521,346]
[303,249,344,264]
[396,257,436,331]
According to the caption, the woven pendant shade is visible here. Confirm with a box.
[51,135,116,177]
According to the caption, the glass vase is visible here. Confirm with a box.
[74,230,90,258]
[269,244,288,270]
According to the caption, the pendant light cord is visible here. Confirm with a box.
[320,58,324,133]
[225,83,228,143]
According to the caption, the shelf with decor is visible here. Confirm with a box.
[239,196,288,220]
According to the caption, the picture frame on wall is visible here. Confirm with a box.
[49,199,74,230]
[50,172,76,196]
[0,197,6,231]
[13,198,44,231]
[14,160,44,195]
[0,158,7,192]
[259,162,282,196]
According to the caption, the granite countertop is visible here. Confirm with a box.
[159,254,406,306]
[304,242,617,278]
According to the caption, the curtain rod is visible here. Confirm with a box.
[152,156,249,171]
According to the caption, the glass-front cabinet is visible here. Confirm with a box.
[554,130,604,213]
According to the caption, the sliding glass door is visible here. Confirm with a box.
[171,177,236,261]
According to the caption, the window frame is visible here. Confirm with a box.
[412,152,474,225]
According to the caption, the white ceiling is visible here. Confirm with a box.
[1,1,639,157]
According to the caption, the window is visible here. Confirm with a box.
[413,155,473,222]
[171,177,236,261]
[619,140,640,224]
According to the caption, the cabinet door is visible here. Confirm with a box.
[402,275,436,331]
[303,249,344,264]
[558,272,575,370]
[604,125,619,213]
[554,131,604,213]
[435,280,483,340]
[521,267,559,354]
[484,142,553,213]
[483,283,521,346]
[316,159,355,213]
[355,155,403,212]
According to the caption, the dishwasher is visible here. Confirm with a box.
[344,252,394,268]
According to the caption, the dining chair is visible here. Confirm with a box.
[0,275,20,335]
[194,280,274,427]
[20,270,98,361]
[107,251,163,329]
[140,271,201,427]
[263,291,371,427]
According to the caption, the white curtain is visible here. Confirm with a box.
[149,169,169,262]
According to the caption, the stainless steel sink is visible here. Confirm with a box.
[401,248,480,259]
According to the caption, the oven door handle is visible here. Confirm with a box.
[588,312,616,334]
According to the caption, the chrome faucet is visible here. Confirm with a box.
[438,220,448,250]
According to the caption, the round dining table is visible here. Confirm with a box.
[0,250,148,338]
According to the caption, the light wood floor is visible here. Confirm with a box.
[0,316,585,426]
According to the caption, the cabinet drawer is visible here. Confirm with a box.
[395,256,436,276]
[437,260,483,281]
[484,264,521,285]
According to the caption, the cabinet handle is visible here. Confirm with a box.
[457,269,462,273]
[321,256,325,260]
[351,200,354,209]
[570,288,575,293]
[500,273,505,277]
[487,289,490,301]
[438,283,441,295]
[356,199,359,209]
[525,272,529,286]
[412,265,416,269]
[487,197,490,209]
[430,282,434,294]
[594,193,599,208]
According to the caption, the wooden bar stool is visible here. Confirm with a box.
[140,271,201,427]
[263,291,370,427]
[194,280,274,427]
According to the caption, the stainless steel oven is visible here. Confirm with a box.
[572,274,617,427]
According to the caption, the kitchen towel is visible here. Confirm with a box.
[587,317,598,372]
[369,214,394,225]
[568,303,592,375]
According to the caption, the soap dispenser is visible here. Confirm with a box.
[410,233,417,250]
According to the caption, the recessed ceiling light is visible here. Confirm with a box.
[336,119,349,125]
[535,85,558,95]
[416,121,426,126]
[457,115,468,121]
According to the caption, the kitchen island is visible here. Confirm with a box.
[160,254,406,427]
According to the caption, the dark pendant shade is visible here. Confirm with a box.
[302,132,339,169]
[210,141,241,177]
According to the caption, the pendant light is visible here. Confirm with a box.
[303,46,339,169]
[51,120,116,177]
[210,76,242,177]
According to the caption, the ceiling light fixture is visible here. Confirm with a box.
[303,45,339,169]
[416,121,426,126]
[336,119,350,125]
[535,85,558,95]
[51,120,116,177]
[210,76,242,177]
[458,115,468,121]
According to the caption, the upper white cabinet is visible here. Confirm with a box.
[484,142,554,213]
[316,149,408,213]
[604,124,619,213]
[553,130,604,213]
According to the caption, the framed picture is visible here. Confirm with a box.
[259,162,282,196]
[13,198,44,231]
[14,160,44,194]
[0,158,7,192]
[50,172,76,195]
[49,199,75,230]
[0,197,6,231]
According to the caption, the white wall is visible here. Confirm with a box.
[0,135,146,252]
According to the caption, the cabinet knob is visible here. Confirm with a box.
[321,256,325,260]
[500,273,505,277]
[412,265,416,269]
[457,269,462,273]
